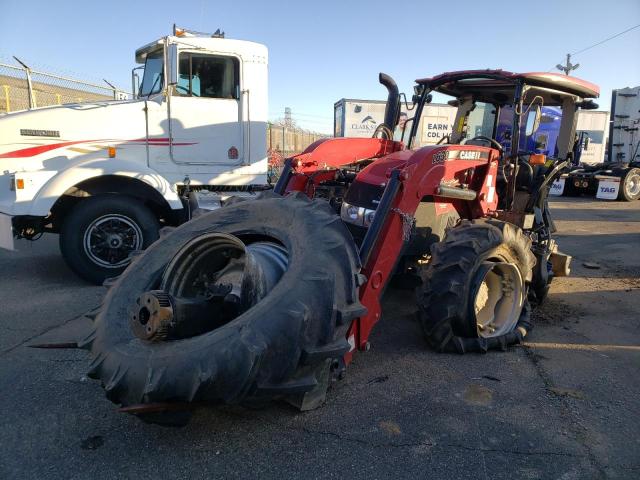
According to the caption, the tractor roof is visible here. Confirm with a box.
[416,70,599,105]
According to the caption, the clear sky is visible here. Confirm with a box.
[1,0,639,133]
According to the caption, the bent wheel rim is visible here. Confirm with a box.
[83,214,143,268]
[130,232,289,341]
[473,262,524,338]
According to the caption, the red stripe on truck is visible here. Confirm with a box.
[0,139,197,158]
[0,140,101,158]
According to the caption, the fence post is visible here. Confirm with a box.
[2,85,10,112]
[13,56,36,108]
[103,79,118,100]
[25,67,36,108]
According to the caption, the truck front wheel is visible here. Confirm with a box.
[60,195,159,284]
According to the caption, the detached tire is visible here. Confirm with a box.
[619,168,640,201]
[60,195,159,285]
[418,220,535,353]
[83,193,364,410]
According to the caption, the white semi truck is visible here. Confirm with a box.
[0,27,269,283]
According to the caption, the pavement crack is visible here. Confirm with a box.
[522,345,608,479]
[0,306,98,357]
[299,425,589,457]
[218,403,592,458]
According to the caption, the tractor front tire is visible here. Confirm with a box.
[418,220,536,353]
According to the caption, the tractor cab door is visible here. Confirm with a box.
[167,52,244,168]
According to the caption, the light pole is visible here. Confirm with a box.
[556,53,580,75]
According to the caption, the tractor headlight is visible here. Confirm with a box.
[346,204,361,221]
[363,209,376,227]
[341,201,376,227]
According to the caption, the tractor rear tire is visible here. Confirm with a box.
[82,193,364,412]
[417,220,536,353]
[619,168,640,201]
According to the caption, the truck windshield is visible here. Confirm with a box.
[139,51,164,97]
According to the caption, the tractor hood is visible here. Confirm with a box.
[0,98,151,172]
[344,148,436,209]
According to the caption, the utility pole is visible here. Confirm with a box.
[556,53,580,75]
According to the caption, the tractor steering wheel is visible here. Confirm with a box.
[467,135,503,154]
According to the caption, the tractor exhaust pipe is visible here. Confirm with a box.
[379,73,400,140]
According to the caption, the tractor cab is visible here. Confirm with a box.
[404,70,600,210]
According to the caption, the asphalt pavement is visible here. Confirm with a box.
[0,197,638,480]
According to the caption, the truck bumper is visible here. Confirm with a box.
[0,213,15,251]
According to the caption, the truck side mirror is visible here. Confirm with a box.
[167,44,178,86]
[583,135,590,151]
[525,105,541,136]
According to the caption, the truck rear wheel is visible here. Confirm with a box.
[60,195,159,284]
[619,168,640,201]
[417,220,536,353]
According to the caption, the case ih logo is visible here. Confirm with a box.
[459,150,481,160]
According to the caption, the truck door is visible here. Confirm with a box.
[167,53,243,166]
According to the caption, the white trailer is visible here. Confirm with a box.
[576,110,609,165]
[0,27,269,283]
[334,99,457,147]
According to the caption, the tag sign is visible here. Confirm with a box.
[596,179,620,200]
[550,178,565,196]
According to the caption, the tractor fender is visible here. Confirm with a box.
[29,157,183,216]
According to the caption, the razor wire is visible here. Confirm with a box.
[0,60,130,113]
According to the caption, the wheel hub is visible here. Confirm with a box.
[83,214,143,268]
[107,234,123,248]
[130,232,288,341]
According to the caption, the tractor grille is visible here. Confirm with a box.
[344,182,384,210]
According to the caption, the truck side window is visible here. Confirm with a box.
[139,51,164,96]
[177,53,239,99]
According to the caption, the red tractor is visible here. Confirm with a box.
[80,70,599,422]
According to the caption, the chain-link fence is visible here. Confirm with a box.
[0,58,129,113]
[266,123,329,182]
[267,124,328,157]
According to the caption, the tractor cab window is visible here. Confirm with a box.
[466,102,496,140]
[176,53,239,99]
[139,51,164,96]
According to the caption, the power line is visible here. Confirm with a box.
[549,23,640,72]
[571,23,640,56]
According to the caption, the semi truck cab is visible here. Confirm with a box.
[0,27,269,284]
